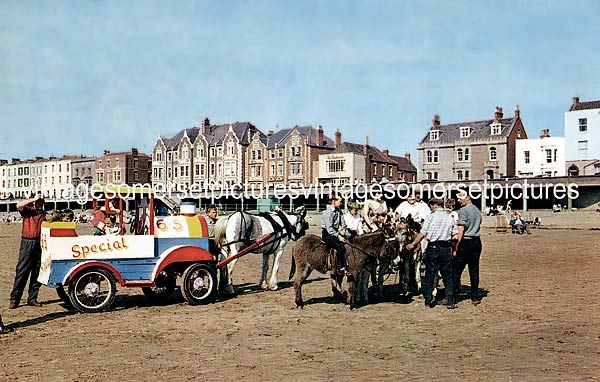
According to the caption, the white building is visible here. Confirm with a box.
[318,151,366,185]
[516,129,565,177]
[565,97,600,161]
[0,157,74,200]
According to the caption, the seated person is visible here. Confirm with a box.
[362,191,388,233]
[509,211,531,234]
[344,201,364,238]
[322,195,351,274]
[92,199,121,235]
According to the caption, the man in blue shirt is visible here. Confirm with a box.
[454,191,483,305]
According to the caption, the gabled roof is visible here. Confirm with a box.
[265,125,335,150]
[570,99,600,111]
[389,155,417,172]
[331,142,398,165]
[419,117,517,145]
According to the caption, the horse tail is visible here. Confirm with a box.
[213,215,230,246]
[289,249,296,280]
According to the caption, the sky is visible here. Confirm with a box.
[1,0,599,161]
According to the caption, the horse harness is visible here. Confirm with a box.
[222,210,301,255]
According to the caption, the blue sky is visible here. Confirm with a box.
[1,0,599,161]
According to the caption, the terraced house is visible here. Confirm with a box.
[417,106,527,181]
[246,125,335,188]
[152,119,262,190]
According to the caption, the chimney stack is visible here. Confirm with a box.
[104,150,110,155]
[334,129,341,148]
[11,158,20,164]
[432,114,440,128]
[316,125,324,146]
[364,136,369,155]
[515,104,520,118]
[494,106,503,121]
[405,150,411,162]
[203,118,211,136]
[570,96,580,111]
[383,149,389,156]
[540,129,550,138]
[268,130,274,137]
[131,148,138,156]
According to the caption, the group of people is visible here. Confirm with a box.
[321,191,483,310]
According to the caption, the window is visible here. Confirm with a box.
[554,149,557,162]
[457,170,464,181]
[489,146,497,161]
[578,140,588,158]
[182,147,189,160]
[457,148,463,162]
[327,159,345,173]
[545,149,552,163]
[297,163,302,175]
[579,118,587,132]
[210,163,215,176]
[464,170,470,180]
[429,130,439,140]
[426,151,432,163]
[277,162,283,176]
[270,151,275,159]
[155,150,163,162]
[257,166,261,176]
[524,151,530,164]
[460,126,471,138]
[270,164,275,176]
[464,148,470,162]
[433,172,438,180]
[210,148,215,157]
[491,123,502,135]
[433,150,439,163]
[278,149,284,158]
[290,163,296,175]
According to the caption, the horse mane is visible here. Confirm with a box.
[212,216,230,244]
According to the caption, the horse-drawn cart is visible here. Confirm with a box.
[37,186,272,313]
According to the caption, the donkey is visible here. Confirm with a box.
[214,206,308,294]
[391,216,422,295]
[290,230,393,310]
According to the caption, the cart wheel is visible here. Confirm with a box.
[68,268,117,313]
[56,286,74,309]
[142,270,176,304]
[181,263,217,305]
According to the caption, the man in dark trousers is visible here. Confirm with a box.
[9,192,46,309]
[406,197,458,309]
[454,191,483,305]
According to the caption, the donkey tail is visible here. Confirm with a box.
[289,249,296,280]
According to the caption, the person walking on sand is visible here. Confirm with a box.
[9,193,46,309]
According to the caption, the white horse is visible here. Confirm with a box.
[214,207,308,294]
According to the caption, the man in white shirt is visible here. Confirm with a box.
[395,193,430,227]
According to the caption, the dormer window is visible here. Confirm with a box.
[459,126,471,138]
[491,123,502,135]
[429,130,439,141]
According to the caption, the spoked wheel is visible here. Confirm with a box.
[142,270,176,304]
[181,263,217,305]
[56,286,74,309]
[68,268,117,313]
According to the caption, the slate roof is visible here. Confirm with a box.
[570,100,600,111]
[160,122,264,150]
[389,155,417,172]
[331,142,398,165]
[418,117,517,145]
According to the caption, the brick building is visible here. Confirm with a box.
[96,148,151,186]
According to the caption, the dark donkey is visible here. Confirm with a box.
[289,230,392,310]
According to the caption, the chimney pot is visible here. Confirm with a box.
[203,118,211,135]
[540,129,550,138]
[432,114,440,128]
[515,104,520,118]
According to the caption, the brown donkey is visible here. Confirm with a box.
[289,230,392,310]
